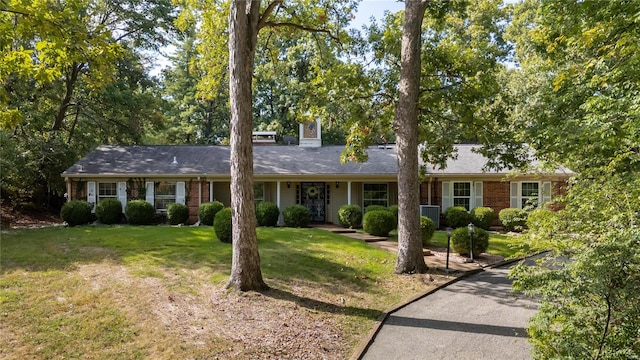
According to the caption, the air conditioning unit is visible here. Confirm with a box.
[419,205,440,229]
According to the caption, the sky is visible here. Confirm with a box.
[149,1,403,76]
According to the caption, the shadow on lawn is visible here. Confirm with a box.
[260,287,381,320]
[0,226,391,296]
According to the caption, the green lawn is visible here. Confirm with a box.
[428,230,527,259]
[0,225,443,359]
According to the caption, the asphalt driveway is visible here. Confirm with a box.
[360,262,538,360]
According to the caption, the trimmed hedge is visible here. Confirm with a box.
[365,205,388,213]
[363,210,395,237]
[499,208,528,232]
[388,205,399,229]
[256,201,280,227]
[338,204,362,228]
[444,206,471,228]
[214,207,233,243]
[420,216,436,246]
[451,227,489,256]
[125,200,155,225]
[167,203,189,225]
[470,206,495,230]
[60,200,93,226]
[198,201,224,225]
[283,205,310,228]
[95,198,123,225]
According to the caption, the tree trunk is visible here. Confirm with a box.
[394,0,429,274]
[226,0,267,291]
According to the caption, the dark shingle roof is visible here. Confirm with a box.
[62,144,572,178]
[62,145,399,177]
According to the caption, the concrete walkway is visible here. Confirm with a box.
[358,260,538,360]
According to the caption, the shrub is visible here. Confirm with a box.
[365,205,388,213]
[420,216,436,246]
[60,200,92,226]
[388,205,399,228]
[256,201,279,227]
[338,204,362,228]
[95,198,123,225]
[499,208,528,232]
[214,207,233,243]
[283,205,310,228]
[526,208,556,230]
[363,210,395,237]
[167,203,189,225]
[125,200,155,225]
[470,206,495,230]
[451,227,489,256]
[444,206,471,228]
[198,201,224,225]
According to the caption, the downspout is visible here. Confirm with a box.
[65,178,71,202]
[197,177,202,206]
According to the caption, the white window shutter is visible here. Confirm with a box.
[145,182,155,205]
[441,181,452,212]
[176,181,186,205]
[87,182,96,212]
[117,182,127,212]
[541,181,552,207]
[473,181,483,209]
[510,182,519,209]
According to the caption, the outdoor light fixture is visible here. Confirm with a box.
[286,181,291,188]
[467,223,475,262]
[445,227,453,271]
[335,182,340,189]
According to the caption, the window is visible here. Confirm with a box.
[510,181,552,209]
[452,182,471,210]
[521,182,539,209]
[363,183,388,208]
[98,182,117,202]
[254,182,265,203]
[155,182,177,211]
[442,181,483,212]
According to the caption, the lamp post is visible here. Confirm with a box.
[445,227,453,271]
[467,223,475,262]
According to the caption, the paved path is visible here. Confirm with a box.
[360,262,538,360]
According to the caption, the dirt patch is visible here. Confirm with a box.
[1,205,63,230]
[74,262,407,359]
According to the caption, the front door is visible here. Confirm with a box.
[301,182,325,222]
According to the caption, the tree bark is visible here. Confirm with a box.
[394,0,429,274]
[226,0,267,291]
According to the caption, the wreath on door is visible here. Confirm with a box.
[306,186,318,197]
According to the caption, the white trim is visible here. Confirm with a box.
[474,181,483,208]
[441,181,451,212]
[87,181,96,212]
[510,182,519,208]
[117,182,127,212]
[176,181,186,205]
[145,182,154,205]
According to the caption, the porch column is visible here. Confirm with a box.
[209,181,213,202]
[198,177,202,205]
[276,181,281,209]
[347,181,352,205]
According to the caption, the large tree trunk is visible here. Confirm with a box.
[226,0,267,291]
[394,0,429,274]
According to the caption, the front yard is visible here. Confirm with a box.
[1,226,451,359]
[1,225,527,359]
